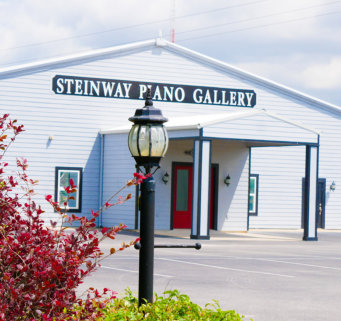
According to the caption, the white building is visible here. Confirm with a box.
[2,38,340,240]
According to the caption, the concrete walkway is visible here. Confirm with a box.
[149,228,304,241]
[150,228,341,241]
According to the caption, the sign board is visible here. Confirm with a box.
[52,75,256,108]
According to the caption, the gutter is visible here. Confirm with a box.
[98,133,105,227]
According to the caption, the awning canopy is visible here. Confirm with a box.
[100,109,319,147]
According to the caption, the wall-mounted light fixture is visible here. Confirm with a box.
[184,149,194,157]
[224,174,231,186]
[330,181,336,191]
[162,172,169,184]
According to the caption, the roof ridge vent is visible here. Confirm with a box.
[156,34,167,47]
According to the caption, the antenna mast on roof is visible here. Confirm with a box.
[171,0,176,43]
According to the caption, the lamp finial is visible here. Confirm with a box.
[145,88,153,107]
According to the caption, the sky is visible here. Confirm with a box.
[0,0,341,106]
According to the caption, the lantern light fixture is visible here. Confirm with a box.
[162,172,169,184]
[224,174,231,186]
[128,88,169,172]
[127,88,169,306]
[330,181,336,191]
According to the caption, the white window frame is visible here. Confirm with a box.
[249,174,259,215]
[55,167,82,212]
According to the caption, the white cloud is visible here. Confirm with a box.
[235,54,341,101]
[0,0,340,105]
[301,57,341,89]
[0,0,174,65]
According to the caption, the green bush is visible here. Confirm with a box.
[99,289,245,321]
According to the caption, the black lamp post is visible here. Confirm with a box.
[128,88,168,305]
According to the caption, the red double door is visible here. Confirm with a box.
[173,163,216,229]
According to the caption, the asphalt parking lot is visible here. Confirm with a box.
[78,229,341,321]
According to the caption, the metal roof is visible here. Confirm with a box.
[1,37,340,115]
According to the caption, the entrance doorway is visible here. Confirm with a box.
[172,162,218,229]
[316,179,326,228]
[302,178,326,228]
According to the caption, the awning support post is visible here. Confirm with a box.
[191,139,211,239]
[303,145,318,241]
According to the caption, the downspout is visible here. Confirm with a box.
[98,133,105,227]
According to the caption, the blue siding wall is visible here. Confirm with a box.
[249,146,306,228]
[101,133,136,228]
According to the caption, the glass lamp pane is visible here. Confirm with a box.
[150,125,166,157]
[162,129,169,156]
[138,125,150,157]
[128,125,140,156]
